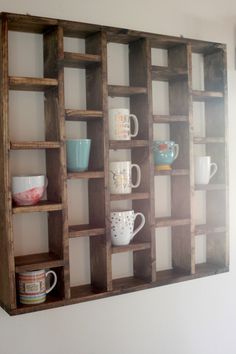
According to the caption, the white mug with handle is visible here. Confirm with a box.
[109,108,139,140]
[109,161,141,194]
[110,210,145,246]
[194,156,217,184]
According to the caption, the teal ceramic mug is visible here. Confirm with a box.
[66,139,91,172]
[153,140,179,171]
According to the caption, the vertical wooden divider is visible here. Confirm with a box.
[204,47,229,267]
[86,31,112,291]
[0,15,17,310]
[168,44,195,274]
[44,26,70,299]
[129,38,156,282]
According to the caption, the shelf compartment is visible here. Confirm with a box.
[155,169,189,176]
[69,224,105,238]
[109,140,148,150]
[112,242,151,254]
[195,262,229,276]
[110,192,150,201]
[65,109,103,121]
[195,184,226,191]
[11,295,65,316]
[194,137,225,144]
[67,171,104,179]
[9,76,58,91]
[153,114,188,123]
[156,268,190,285]
[15,252,64,273]
[151,65,188,81]
[12,201,63,214]
[10,141,61,150]
[108,85,147,97]
[61,52,101,68]
[70,284,107,302]
[194,224,226,236]
[112,276,148,292]
[192,89,223,101]
[155,217,191,228]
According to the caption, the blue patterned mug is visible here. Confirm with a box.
[153,140,179,171]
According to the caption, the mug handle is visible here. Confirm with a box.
[209,162,217,180]
[131,164,141,188]
[132,212,145,239]
[45,270,57,294]
[129,114,139,137]
[173,144,179,161]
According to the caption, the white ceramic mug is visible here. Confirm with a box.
[110,210,145,246]
[18,269,57,305]
[109,108,139,140]
[109,161,141,194]
[194,156,217,184]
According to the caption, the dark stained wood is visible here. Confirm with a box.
[108,85,147,97]
[112,242,151,254]
[12,201,63,214]
[194,224,226,236]
[65,109,103,121]
[61,52,101,68]
[44,26,70,300]
[69,224,105,238]
[0,16,16,311]
[151,65,188,81]
[15,252,64,272]
[155,169,189,176]
[192,89,223,101]
[9,76,58,91]
[109,140,148,149]
[86,31,112,291]
[110,192,150,201]
[10,141,60,149]
[194,137,225,144]
[155,217,191,228]
[195,184,226,191]
[67,171,104,179]
[153,114,188,123]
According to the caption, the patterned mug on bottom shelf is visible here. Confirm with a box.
[18,269,57,305]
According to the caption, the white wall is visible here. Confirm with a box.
[1,1,236,353]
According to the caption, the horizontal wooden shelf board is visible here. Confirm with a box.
[155,169,189,176]
[109,140,148,150]
[155,217,191,227]
[194,224,227,236]
[112,276,149,292]
[15,252,64,272]
[156,268,190,284]
[195,263,229,276]
[195,184,226,191]
[151,66,188,81]
[9,76,58,91]
[70,285,107,302]
[10,296,65,316]
[192,89,224,101]
[110,192,150,201]
[67,171,104,179]
[10,141,61,150]
[69,224,105,238]
[60,52,101,68]
[112,242,151,254]
[153,115,188,123]
[108,85,147,97]
[12,201,63,214]
[65,109,103,121]
[194,137,225,144]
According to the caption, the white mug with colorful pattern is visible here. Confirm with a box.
[109,108,139,140]
[18,269,57,305]
[109,161,141,194]
[111,210,145,246]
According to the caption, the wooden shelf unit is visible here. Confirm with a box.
[0,12,228,316]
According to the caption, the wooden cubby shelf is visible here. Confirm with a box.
[61,52,101,69]
[9,76,58,91]
[151,65,188,81]
[65,109,103,121]
[68,224,105,238]
[12,201,63,214]
[0,12,228,316]
[15,252,64,273]
[10,141,61,150]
